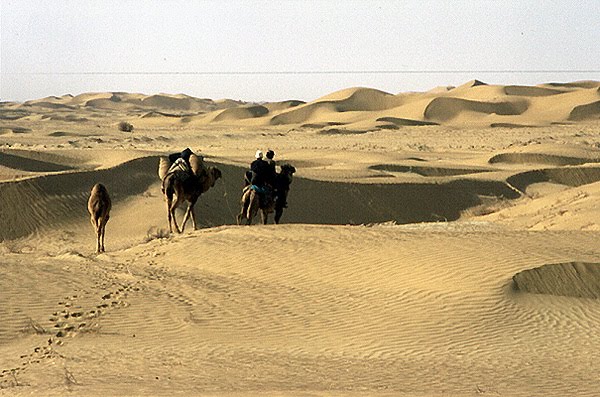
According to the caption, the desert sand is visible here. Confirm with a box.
[1,80,600,396]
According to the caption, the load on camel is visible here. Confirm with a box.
[237,163,296,225]
[158,149,222,233]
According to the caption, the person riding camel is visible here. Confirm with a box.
[264,149,277,186]
[245,150,272,206]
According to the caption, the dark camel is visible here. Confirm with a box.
[163,165,222,233]
[237,164,296,225]
[87,183,111,253]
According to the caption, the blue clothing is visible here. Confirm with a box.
[250,184,268,195]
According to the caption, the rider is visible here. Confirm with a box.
[250,150,270,186]
[246,150,272,205]
[264,149,277,186]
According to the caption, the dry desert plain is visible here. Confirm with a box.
[1,80,600,396]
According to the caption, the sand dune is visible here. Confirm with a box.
[375,116,439,126]
[270,101,340,125]
[489,143,600,166]
[424,97,529,123]
[13,92,249,118]
[0,154,519,240]
[482,177,600,230]
[2,223,600,395]
[543,80,600,89]
[84,98,141,111]
[504,85,565,97]
[24,102,77,110]
[313,87,403,110]
[140,94,209,111]
[0,151,74,173]
[185,80,599,128]
[514,262,600,298]
[0,126,32,134]
[262,100,305,112]
[569,99,600,121]
[211,105,269,122]
[506,166,600,196]
[0,156,157,241]
[4,81,599,129]
[270,87,403,126]
[370,163,493,177]
[1,81,600,395]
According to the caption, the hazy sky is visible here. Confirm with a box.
[1,0,599,102]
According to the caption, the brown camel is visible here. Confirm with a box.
[237,164,295,225]
[87,183,111,253]
[163,166,222,233]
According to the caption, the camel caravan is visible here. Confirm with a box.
[87,148,295,253]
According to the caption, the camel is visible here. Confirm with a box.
[87,183,111,253]
[237,164,296,225]
[163,164,222,233]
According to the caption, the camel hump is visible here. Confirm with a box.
[89,183,111,212]
[91,183,109,196]
[158,156,171,181]
[189,153,207,177]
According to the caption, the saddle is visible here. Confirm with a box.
[243,184,272,207]
[166,158,191,177]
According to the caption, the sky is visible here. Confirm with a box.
[1,0,599,102]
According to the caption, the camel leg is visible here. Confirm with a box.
[274,199,284,224]
[171,207,180,234]
[180,198,197,233]
[170,195,184,234]
[166,197,174,233]
[238,192,250,225]
[100,216,108,252]
[91,216,99,253]
[261,209,268,225]
[92,216,103,254]
[246,195,253,225]
[179,205,191,233]
[246,192,259,225]
[99,224,105,253]
[274,207,283,224]
[274,192,287,224]
[246,203,254,225]
[189,201,198,230]
[96,227,102,254]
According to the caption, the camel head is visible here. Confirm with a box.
[280,163,296,176]
[207,167,222,187]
